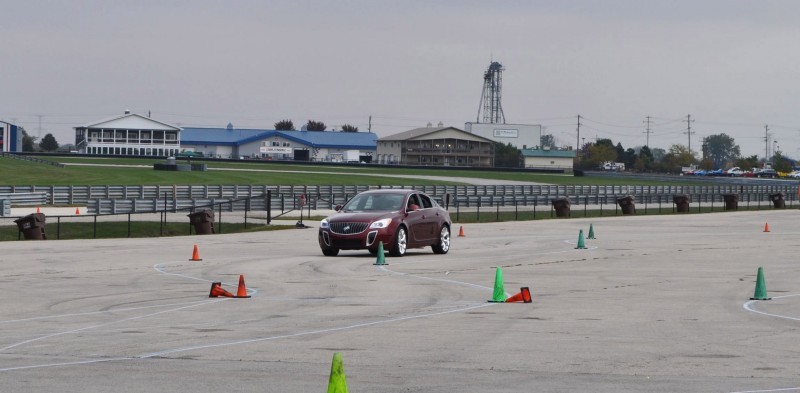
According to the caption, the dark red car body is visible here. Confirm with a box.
[318,189,452,257]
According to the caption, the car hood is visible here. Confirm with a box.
[326,211,396,223]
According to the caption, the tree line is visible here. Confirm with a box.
[497,132,794,172]
[576,133,793,173]
[18,128,61,152]
[274,119,360,132]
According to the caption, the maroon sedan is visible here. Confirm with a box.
[318,189,452,257]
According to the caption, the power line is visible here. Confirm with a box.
[581,117,643,129]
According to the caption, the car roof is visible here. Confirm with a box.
[359,189,418,196]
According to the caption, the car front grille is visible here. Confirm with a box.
[331,239,366,249]
[329,222,369,235]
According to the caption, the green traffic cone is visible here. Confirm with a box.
[575,229,586,249]
[489,267,506,302]
[587,224,596,239]
[373,241,387,265]
[750,267,771,300]
[327,352,348,393]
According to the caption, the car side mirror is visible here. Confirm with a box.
[334,204,343,211]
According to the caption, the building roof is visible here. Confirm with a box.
[180,127,378,149]
[76,112,182,131]
[520,148,576,158]
[379,126,495,143]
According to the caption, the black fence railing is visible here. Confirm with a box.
[448,191,794,222]
[2,189,795,241]
[3,183,798,207]
[0,193,278,241]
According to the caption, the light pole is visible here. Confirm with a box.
[773,140,778,161]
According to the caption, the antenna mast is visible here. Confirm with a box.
[476,61,506,123]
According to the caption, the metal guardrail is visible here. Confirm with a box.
[1,196,273,240]
[0,152,65,167]
[2,183,799,206]
[84,187,796,215]
[0,192,50,206]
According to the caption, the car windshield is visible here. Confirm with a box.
[343,193,405,212]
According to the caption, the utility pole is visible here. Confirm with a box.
[683,114,695,153]
[368,115,372,132]
[763,124,770,162]
[36,115,44,138]
[576,114,582,150]
[643,115,653,147]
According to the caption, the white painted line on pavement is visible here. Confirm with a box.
[743,293,800,321]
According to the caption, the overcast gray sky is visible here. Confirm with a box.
[2,1,799,160]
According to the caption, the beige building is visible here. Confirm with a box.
[521,148,576,172]
[376,126,495,167]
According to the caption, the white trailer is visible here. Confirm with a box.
[344,150,361,163]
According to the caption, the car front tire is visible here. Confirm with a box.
[322,247,340,256]
[432,225,450,254]
[389,226,407,257]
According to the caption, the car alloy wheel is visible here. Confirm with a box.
[432,225,450,254]
[390,227,407,257]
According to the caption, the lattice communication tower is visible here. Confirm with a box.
[477,61,506,123]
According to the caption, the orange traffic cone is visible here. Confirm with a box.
[189,244,202,261]
[458,226,465,237]
[506,287,532,303]
[75,207,80,215]
[236,274,251,298]
[764,222,770,232]
[209,282,234,298]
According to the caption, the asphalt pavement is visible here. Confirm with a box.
[1,210,800,392]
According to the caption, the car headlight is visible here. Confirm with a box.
[320,219,329,229]
[369,218,392,229]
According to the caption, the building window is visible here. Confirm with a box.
[272,141,280,147]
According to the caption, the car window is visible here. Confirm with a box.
[344,193,404,212]
[406,194,421,210]
[373,194,404,211]
[418,193,433,209]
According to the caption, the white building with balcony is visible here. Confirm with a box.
[377,126,495,167]
[74,111,182,156]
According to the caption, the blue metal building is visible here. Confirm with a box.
[180,124,378,162]
[0,121,22,152]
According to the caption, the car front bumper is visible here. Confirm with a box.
[318,228,395,251]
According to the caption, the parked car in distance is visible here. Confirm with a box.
[708,169,725,176]
[693,169,707,176]
[787,171,800,179]
[726,167,744,177]
[318,189,452,257]
[756,168,778,178]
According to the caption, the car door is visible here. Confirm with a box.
[404,193,427,245]
[413,193,439,243]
